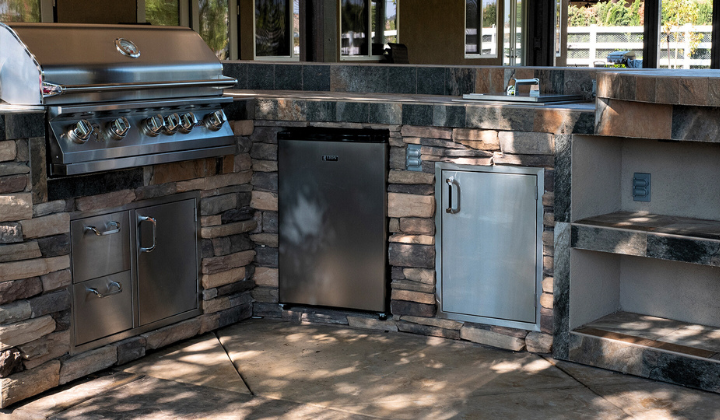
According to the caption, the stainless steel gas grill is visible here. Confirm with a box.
[0,23,237,176]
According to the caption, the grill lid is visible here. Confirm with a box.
[0,23,236,105]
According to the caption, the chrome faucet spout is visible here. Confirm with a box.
[506,78,540,96]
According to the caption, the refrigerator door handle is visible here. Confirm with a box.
[137,215,157,253]
[446,177,459,214]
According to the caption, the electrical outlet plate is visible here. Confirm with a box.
[406,144,422,171]
[633,173,651,202]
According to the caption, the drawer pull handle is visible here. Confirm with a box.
[86,280,122,298]
[84,221,121,236]
[138,215,157,253]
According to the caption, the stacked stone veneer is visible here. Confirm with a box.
[0,113,257,408]
[0,73,594,406]
[238,112,565,356]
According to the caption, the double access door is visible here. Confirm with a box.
[71,195,199,352]
[436,163,543,330]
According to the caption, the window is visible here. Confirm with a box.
[555,0,561,58]
[503,0,524,65]
[465,0,498,58]
[660,0,712,69]
[255,0,299,59]
[146,0,180,26]
[0,0,41,22]
[564,0,645,68]
[198,0,230,60]
[340,0,398,59]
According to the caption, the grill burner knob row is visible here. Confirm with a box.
[143,114,165,137]
[204,110,227,131]
[163,113,181,135]
[105,117,131,140]
[68,119,94,144]
[179,112,198,133]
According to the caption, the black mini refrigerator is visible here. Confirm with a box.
[278,128,388,313]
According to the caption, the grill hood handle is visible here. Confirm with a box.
[42,76,237,98]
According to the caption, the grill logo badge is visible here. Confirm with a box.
[115,38,140,58]
[322,155,339,162]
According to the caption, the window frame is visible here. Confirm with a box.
[338,0,399,61]
[465,0,500,59]
[253,0,300,61]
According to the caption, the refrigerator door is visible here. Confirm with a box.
[136,198,198,326]
[279,139,387,312]
[441,169,538,323]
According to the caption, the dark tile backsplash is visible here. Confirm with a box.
[331,66,388,93]
[416,67,446,95]
[274,65,303,91]
[223,63,248,90]
[247,64,275,90]
[445,68,475,96]
[223,62,600,98]
[302,65,331,91]
[388,66,417,94]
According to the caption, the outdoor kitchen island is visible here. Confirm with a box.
[1,63,720,408]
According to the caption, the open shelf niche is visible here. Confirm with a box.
[568,135,720,368]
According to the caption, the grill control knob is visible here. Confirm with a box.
[179,112,198,133]
[68,119,94,144]
[106,116,131,140]
[143,114,165,137]
[203,110,227,131]
[164,113,181,135]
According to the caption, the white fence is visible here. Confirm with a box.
[567,24,712,68]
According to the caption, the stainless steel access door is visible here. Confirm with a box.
[279,139,387,312]
[135,198,198,326]
[437,163,542,329]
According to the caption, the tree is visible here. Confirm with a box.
[661,0,703,68]
[1,0,40,22]
[483,3,496,28]
[567,0,643,27]
[146,0,179,26]
[199,0,229,59]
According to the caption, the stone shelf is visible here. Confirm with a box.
[572,211,720,267]
[574,311,720,360]
[568,312,720,392]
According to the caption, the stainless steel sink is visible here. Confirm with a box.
[460,93,585,105]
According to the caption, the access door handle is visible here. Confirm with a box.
[138,215,157,253]
[86,280,123,298]
[446,177,459,214]
[84,221,121,236]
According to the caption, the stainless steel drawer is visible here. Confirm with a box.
[71,211,130,283]
[73,271,133,346]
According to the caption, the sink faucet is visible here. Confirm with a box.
[506,78,540,96]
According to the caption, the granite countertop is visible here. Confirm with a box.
[223,90,596,134]
[225,90,596,111]
[597,69,720,107]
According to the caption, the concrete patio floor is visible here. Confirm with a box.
[4,318,720,419]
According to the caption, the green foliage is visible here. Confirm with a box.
[483,3,496,28]
[146,0,179,26]
[697,1,712,25]
[199,0,229,60]
[661,0,707,68]
[0,0,40,22]
[567,0,643,27]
